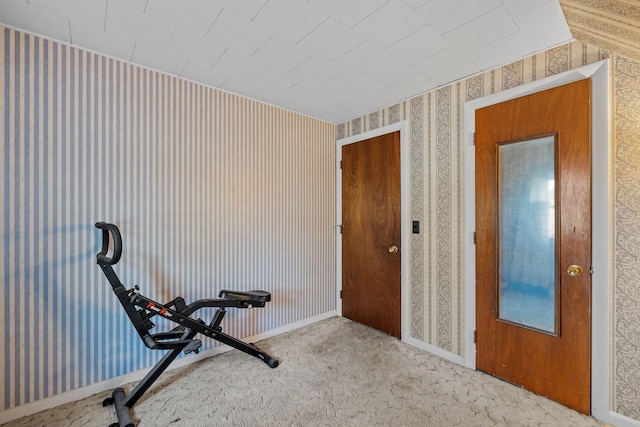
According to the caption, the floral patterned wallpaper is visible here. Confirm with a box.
[339,40,640,421]
[561,0,640,63]
[612,53,640,419]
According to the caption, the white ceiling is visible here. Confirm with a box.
[0,0,573,124]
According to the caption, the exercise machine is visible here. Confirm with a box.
[95,222,278,427]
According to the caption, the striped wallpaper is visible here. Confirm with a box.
[1,26,336,412]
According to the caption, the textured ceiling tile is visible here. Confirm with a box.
[335,41,395,75]
[322,71,396,108]
[218,0,269,22]
[180,60,228,88]
[252,65,300,91]
[466,32,532,70]
[387,73,436,101]
[353,0,426,48]
[289,55,346,85]
[412,47,479,85]
[206,7,272,56]
[144,0,218,22]
[70,22,135,61]
[110,0,147,13]
[282,80,329,104]
[298,18,365,61]
[105,1,172,50]
[131,42,189,75]
[254,85,297,108]
[515,1,571,43]
[416,0,501,34]
[29,0,107,29]
[212,48,269,81]
[366,59,428,88]
[252,34,312,72]
[303,90,374,123]
[527,26,573,52]
[501,0,550,17]
[0,0,70,42]
[145,0,222,37]
[220,74,268,98]
[0,0,588,123]
[444,7,519,53]
[385,25,451,65]
[165,31,227,67]
[252,0,327,43]
[403,0,431,10]
[308,0,387,28]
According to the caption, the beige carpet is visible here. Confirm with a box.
[6,317,604,426]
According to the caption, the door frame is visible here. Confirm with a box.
[463,60,611,419]
[336,121,410,339]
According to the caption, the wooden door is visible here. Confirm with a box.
[475,79,592,413]
[342,131,401,338]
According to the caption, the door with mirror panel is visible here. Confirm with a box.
[475,79,592,414]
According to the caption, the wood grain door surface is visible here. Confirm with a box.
[342,131,401,338]
[475,79,592,413]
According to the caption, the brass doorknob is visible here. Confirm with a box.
[567,265,583,277]
[388,245,399,253]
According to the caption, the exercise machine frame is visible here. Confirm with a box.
[95,222,278,427]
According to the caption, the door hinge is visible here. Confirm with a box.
[337,224,343,234]
[474,330,477,344]
[340,160,343,169]
[340,290,343,299]
[473,132,476,146]
[473,231,476,244]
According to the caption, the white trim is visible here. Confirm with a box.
[464,122,477,370]
[336,122,411,340]
[0,311,337,425]
[609,412,640,427]
[463,60,612,421]
[405,337,465,366]
[590,59,612,422]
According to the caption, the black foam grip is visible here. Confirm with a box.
[95,222,122,265]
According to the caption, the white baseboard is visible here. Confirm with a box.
[403,336,466,366]
[603,411,640,427]
[0,311,337,425]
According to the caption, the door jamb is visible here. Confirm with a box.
[336,121,410,339]
[463,60,611,419]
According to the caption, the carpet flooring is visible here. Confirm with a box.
[5,316,605,426]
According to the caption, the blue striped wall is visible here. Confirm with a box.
[1,26,336,412]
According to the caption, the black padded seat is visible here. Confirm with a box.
[219,289,271,303]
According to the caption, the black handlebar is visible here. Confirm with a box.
[96,222,122,265]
